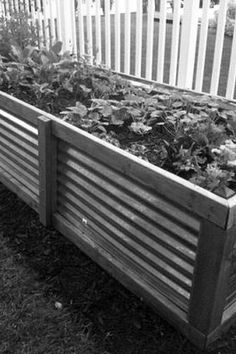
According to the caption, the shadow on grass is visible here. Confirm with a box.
[0,183,235,353]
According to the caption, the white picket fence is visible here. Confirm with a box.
[1,0,236,99]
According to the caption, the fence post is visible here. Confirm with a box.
[177,0,199,89]
[56,0,77,54]
[188,219,236,339]
[38,116,57,227]
[0,0,4,17]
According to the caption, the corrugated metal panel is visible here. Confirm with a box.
[0,109,39,207]
[225,263,236,310]
[56,140,200,314]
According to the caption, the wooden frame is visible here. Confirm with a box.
[1,83,236,349]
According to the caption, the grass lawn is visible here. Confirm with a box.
[1,186,236,353]
[82,14,234,98]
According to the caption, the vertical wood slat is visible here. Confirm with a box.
[105,0,111,67]
[14,0,20,12]
[169,0,181,85]
[95,0,102,64]
[86,0,93,63]
[48,0,56,45]
[195,0,211,92]
[135,0,143,77]
[0,0,4,17]
[146,0,155,80]
[56,0,77,54]
[38,116,57,227]
[36,0,43,47]
[30,0,41,48]
[77,0,85,56]
[23,0,29,14]
[30,0,37,27]
[4,0,10,19]
[188,220,236,334]
[124,1,131,74]
[156,0,167,83]
[226,14,236,99]
[177,0,199,89]
[42,0,50,48]
[68,0,78,55]
[210,0,228,96]
[114,0,120,72]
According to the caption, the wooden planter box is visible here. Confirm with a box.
[1,79,236,350]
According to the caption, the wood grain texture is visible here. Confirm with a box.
[53,121,229,228]
[0,135,39,169]
[189,220,236,334]
[0,127,38,157]
[0,91,55,126]
[0,109,38,138]
[38,116,57,226]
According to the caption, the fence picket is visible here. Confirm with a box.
[95,0,102,64]
[177,0,199,89]
[105,0,111,67]
[226,17,236,99]
[24,0,29,14]
[195,0,211,92]
[124,1,131,74]
[146,0,155,80]
[86,0,93,63]
[56,0,77,54]
[77,0,85,56]
[0,1,3,16]
[4,0,10,19]
[210,0,228,96]
[156,0,167,83]
[30,0,36,25]
[135,0,143,77]
[48,0,56,45]
[115,0,121,72]
[42,0,50,48]
[169,0,181,86]
[35,0,43,47]
[14,0,20,12]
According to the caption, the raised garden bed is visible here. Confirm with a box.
[1,72,236,349]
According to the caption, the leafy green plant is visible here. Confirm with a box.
[210,0,236,37]
[0,9,40,58]
[2,46,236,195]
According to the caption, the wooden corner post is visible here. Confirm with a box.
[188,218,236,339]
[38,116,57,227]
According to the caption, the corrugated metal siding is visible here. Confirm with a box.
[56,140,200,314]
[225,258,236,310]
[0,109,39,208]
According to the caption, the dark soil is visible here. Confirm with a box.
[1,182,236,353]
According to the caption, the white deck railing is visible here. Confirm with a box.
[1,0,236,100]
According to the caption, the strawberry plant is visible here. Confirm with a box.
[1,47,236,196]
[0,9,40,59]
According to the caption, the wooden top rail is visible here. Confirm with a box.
[0,91,55,127]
